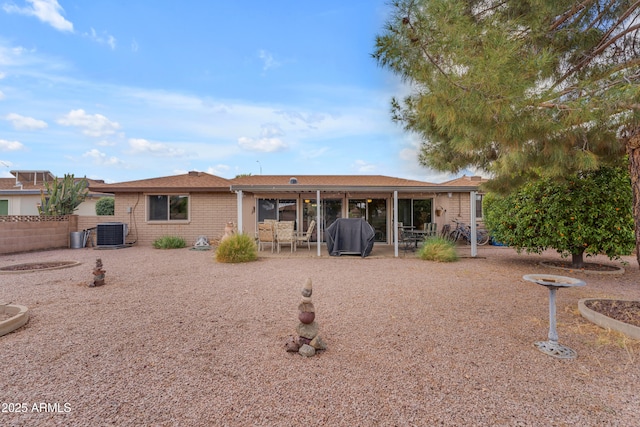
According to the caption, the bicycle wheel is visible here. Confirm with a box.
[449,230,460,242]
[477,230,490,245]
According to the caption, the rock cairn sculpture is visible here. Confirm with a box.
[89,258,106,287]
[285,278,327,357]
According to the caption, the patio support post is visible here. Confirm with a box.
[236,190,243,233]
[316,190,321,257]
[393,190,398,257]
[470,191,477,257]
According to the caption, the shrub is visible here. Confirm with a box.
[95,197,115,215]
[152,236,187,249]
[417,237,458,262]
[215,233,258,263]
[484,166,634,268]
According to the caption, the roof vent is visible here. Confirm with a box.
[289,177,298,184]
[188,171,201,177]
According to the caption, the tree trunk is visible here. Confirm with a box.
[627,134,640,268]
[571,251,584,269]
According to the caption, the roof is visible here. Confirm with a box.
[88,171,232,193]
[230,174,484,193]
[230,174,436,187]
[440,175,488,187]
[1,176,110,196]
[86,172,486,194]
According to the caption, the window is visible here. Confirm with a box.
[475,194,483,219]
[148,195,189,221]
[398,198,433,228]
[0,199,7,215]
[257,198,297,223]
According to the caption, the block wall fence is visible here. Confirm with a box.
[0,215,78,255]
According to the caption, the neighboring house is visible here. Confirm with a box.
[88,171,487,251]
[0,170,112,216]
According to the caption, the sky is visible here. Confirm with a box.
[0,0,464,184]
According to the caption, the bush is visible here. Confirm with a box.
[95,197,115,215]
[215,233,258,263]
[152,236,187,249]
[417,237,458,262]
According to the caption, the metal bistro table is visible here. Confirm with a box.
[523,274,586,359]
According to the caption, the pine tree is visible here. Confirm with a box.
[374,0,640,263]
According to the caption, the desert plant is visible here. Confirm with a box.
[39,174,88,216]
[215,233,258,263]
[152,235,187,249]
[417,237,458,262]
[95,197,115,215]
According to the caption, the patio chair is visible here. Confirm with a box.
[424,222,438,237]
[296,220,316,250]
[397,224,414,253]
[257,222,275,252]
[276,221,296,253]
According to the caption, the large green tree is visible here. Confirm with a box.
[484,167,635,267]
[374,0,640,263]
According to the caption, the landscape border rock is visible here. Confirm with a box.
[539,261,625,275]
[0,260,81,274]
[578,298,640,340]
[0,303,29,336]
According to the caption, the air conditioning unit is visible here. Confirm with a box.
[97,222,127,247]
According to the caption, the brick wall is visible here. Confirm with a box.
[96,192,238,247]
[77,215,116,231]
[0,215,77,254]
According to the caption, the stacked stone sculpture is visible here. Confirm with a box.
[89,258,105,287]
[285,278,327,357]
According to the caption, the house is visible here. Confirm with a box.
[0,170,111,216]
[88,171,487,254]
[87,171,235,246]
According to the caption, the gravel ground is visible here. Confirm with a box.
[0,245,639,426]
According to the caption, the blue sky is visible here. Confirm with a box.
[0,0,461,183]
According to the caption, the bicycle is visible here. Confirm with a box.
[448,219,490,245]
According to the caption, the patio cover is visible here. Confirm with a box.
[325,218,375,257]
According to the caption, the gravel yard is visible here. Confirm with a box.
[0,245,639,426]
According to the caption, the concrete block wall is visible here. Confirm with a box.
[0,215,76,254]
[77,215,116,231]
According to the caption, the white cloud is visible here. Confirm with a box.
[238,136,287,152]
[238,123,288,152]
[96,139,116,147]
[258,49,281,72]
[399,146,418,162]
[276,110,327,127]
[83,148,123,166]
[83,28,117,50]
[57,109,121,137]
[3,0,73,32]
[128,138,185,157]
[352,159,377,173]
[4,112,48,130]
[302,146,329,159]
[206,164,230,176]
[0,139,25,151]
